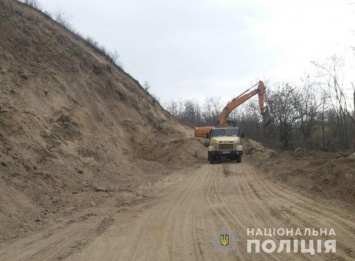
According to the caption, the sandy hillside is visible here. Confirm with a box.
[0,0,205,242]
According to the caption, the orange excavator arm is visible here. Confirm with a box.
[217,81,271,126]
[194,81,273,138]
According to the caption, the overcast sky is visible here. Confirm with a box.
[35,0,355,105]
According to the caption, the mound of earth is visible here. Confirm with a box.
[241,138,276,159]
[240,138,354,208]
[253,149,355,209]
[0,0,205,242]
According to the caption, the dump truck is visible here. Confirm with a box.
[207,126,244,163]
[194,81,273,164]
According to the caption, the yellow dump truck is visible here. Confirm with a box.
[207,127,243,164]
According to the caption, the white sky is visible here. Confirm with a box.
[35,0,355,105]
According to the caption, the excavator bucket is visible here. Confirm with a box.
[261,112,273,127]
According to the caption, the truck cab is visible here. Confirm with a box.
[207,127,243,164]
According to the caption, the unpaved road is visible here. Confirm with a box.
[1,163,354,261]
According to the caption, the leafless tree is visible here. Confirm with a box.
[313,56,353,149]
[180,100,202,126]
[54,10,73,31]
[165,100,179,117]
[143,81,151,91]
[202,97,221,125]
[297,78,322,148]
[108,50,120,66]
[268,83,301,149]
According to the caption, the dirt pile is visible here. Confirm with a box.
[0,0,205,242]
[241,138,275,159]
[251,147,355,208]
[240,138,354,208]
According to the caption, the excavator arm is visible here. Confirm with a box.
[217,81,272,126]
[194,81,273,138]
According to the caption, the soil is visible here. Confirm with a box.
[0,1,354,260]
[1,158,354,261]
[0,0,205,243]
[243,138,355,209]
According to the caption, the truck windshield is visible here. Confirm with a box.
[211,128,239,137]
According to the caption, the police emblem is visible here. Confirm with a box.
[220,234,229,246]
[211,226,239,255]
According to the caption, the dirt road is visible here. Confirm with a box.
[1,163,354,261]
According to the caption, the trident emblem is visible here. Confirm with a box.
[211,226,239,255]
[220,234,229,246]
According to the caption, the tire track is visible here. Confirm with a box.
[120,169,205,261]
[231,165,259,222]
[248,165,355,261]
[168,167,209,261]
[153,168,209,261]
[5,163,354,261]
[237,165,283,227]
[234,164,309,261]
[205,165,248,261]
[249,166,354,232]
[208,165,284,261]
[239,165,323,261]
[264,179,355,229]
[261,175,355,238]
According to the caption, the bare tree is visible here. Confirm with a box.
[235,101,266,140]
[268,83,301,149]
[181,100,202,126]
[319,89,332,149]
[143,81,151,91]
[297,78,322,149]
[108,50,120,66]
[165,100,180,117]
[313,56,352,149]
[202,97,221,125]
[54,10,73,31]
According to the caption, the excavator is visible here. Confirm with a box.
[194,81,272,138]
[194,81,273,164]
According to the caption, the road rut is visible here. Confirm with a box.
[1,163,354,260]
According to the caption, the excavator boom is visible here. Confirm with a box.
[193,81,273,138]
[218,81,272,126]
[218,89,258,126]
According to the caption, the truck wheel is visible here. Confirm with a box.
[236,155,241,163]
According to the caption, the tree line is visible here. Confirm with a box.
[165,57,355,151]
